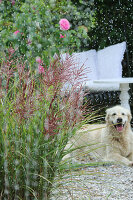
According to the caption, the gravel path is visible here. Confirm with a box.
[51,162,133,200]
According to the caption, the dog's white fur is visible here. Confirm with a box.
[64,105,133,166]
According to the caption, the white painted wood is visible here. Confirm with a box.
[94,78,133,111]
[119,83,130,110]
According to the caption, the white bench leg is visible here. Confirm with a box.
[119,83,130,111]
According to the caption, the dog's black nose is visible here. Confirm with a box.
[117,118,122,123]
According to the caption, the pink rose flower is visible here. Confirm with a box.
[14,30,20,35]
[60,34,66,38]
[59,19,70,31]
[36,57,42,64]
[38,65,44,74]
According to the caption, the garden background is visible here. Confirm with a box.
[0,0,132,199]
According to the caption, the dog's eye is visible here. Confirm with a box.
[112,113,116,116]
[122,113,125,115]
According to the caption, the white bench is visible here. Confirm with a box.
[61,42,133,110]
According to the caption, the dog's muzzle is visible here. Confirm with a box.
[113,118,125,132]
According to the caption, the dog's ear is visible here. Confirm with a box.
[124,108,132,122]
[127,111,132,122]
[105,109,110,122]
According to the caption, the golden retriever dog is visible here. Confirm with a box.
[64,105,133,166]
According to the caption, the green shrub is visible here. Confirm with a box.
[0,0,90,67]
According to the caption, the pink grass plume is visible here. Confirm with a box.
[38,65,44,74]
[36,57,42,64]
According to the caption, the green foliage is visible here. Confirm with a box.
[88,0,132,76]
[70,0,96,51]
[0,0,91,67]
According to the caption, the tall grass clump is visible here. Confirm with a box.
[0,49,87,199]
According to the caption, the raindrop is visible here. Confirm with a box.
[14,184,19,191]
[4,189,9,195]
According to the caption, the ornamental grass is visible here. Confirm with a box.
[0,50,88,199]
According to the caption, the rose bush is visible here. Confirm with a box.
[0,0,91,67]
[0,0,88,67]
